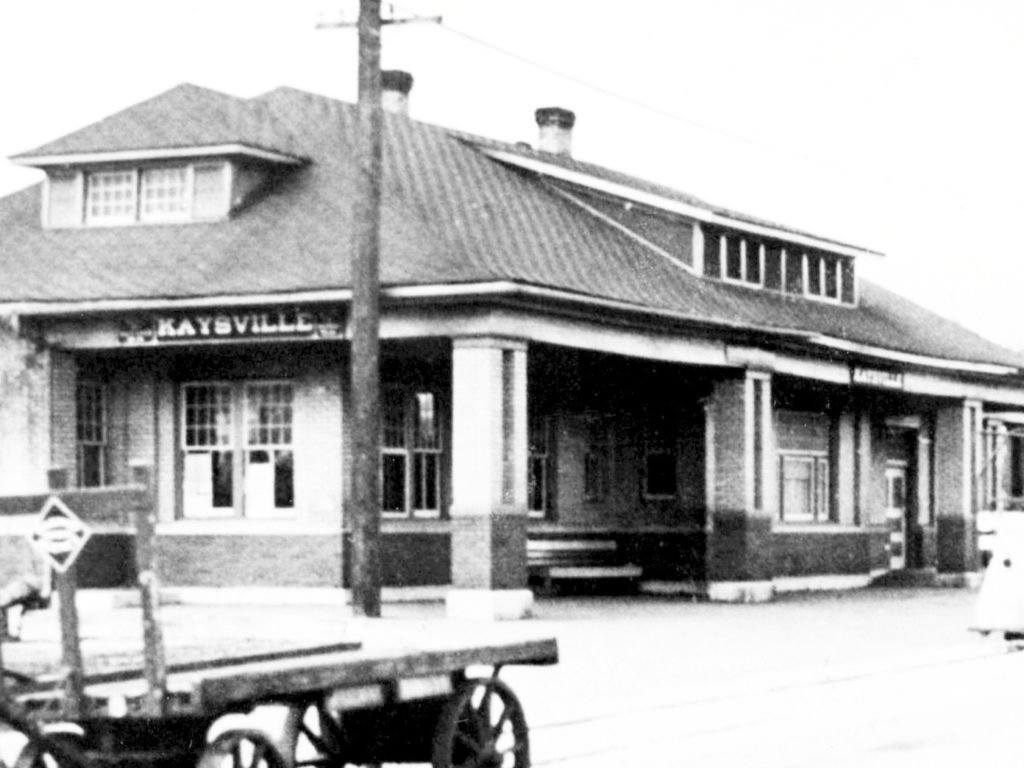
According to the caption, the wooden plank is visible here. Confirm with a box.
[193,638,559,710]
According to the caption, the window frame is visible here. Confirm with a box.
[719,234,766,287]
[778,449,831,523]
[243,381,296,515]
[85,169,138,225]
[76,381,109,488]
[380,388,443,520]
[802,252,844,304]
[528,414,551,518]
[181,381,237,520]
[75,161,227,227]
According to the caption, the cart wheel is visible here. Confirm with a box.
[197,730,288,768]
[431,677,530,768]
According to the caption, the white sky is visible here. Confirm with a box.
[1,0,1022,348]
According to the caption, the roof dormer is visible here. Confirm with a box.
[9,83,306,228]
[34,153,299,229]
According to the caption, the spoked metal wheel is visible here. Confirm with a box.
[431,677,530,768]
[281,703,343,768]
[197,730,288,768]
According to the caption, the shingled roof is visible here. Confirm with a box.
[0,84,1018,371]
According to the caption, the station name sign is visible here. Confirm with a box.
[117,307,343,345]
[851,366,904,390]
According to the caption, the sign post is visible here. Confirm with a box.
[30,473,90,717]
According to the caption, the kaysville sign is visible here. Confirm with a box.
[117,307,344,345]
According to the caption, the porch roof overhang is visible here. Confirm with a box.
[3,279,1019,381]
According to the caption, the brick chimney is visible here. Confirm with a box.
[535,107,575,155]
[382,70,414,116]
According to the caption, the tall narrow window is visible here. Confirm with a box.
[412,392,441,513]
[244,383,294,517]
[381,390,442,518]
[182,384,234,518]
[76,382,107,488]
[528,415,550,517]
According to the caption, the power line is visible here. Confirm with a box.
[431,20,1018,210]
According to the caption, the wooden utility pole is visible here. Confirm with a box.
[350,0,384,618]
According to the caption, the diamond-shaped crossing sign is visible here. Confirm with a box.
[29,496,92,574]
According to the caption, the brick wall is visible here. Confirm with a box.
[706,376,773,582]
[157,531,450,587]
[49,350,77,483]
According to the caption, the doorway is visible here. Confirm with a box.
[885,462,908,570]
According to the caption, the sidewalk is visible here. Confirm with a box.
[1,584,1007,764]
[3,584,996,687]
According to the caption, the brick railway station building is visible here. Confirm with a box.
[2,73,1023,616]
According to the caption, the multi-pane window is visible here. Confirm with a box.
[182,382,296,519]
[76,382,107,488]
[182,384,235,518]
[141,167,189,219]
[245,384,294,516]
[779,452,831,523]
[584,416,610,503]
[77,163,226,226]
[644,416,677,498]
[528,416,550,517]
[86,171,136,223]
[381,390,442,517]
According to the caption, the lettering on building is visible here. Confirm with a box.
[117,308,343,345]
[852,366,904,390]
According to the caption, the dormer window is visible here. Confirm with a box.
[804,252,840,301]
[87,170,137,223]
[703,226,857,305]
[720,235,763,286]
[45,161,230,228]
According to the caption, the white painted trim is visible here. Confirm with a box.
[2,289,355,314]
[692,222,705,275]
[706,580,775,603]
[14,144,305,167]
[7,279,1018,380]
[157,520,337,535]
[545,184,696,274]
[773,573,874,593]
[744,374,756,513]
[480,148,883,259]
[445,589,534,620]
[810,335,1019,376]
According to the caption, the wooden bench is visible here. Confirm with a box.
[527,538,642,593]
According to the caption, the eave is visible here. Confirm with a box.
[2,280,1014,379]
[481,148,883,261]
[11,143,307,168]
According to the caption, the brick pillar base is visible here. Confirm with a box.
[445,339,532,620]
[704,374,775,603]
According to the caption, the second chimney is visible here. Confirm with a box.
[382,70,414,116]
[535,106,576,155]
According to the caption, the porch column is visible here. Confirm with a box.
[705,371,775,602]
[934,399,982,584]
[445,337,532,620]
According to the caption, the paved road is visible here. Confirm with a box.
[1,586,1018,766]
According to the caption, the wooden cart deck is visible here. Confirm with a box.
[12,636,558,720]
